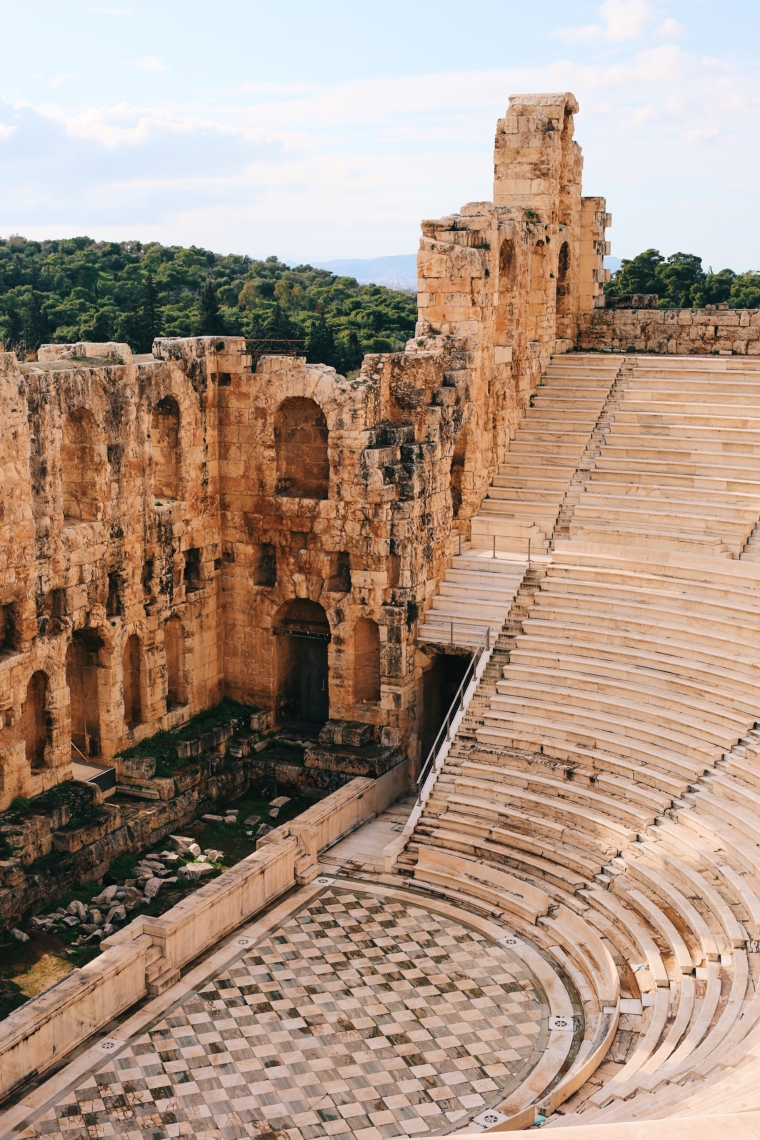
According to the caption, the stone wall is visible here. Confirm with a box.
[0,776,377,1102]
[577,306,760,356]
[0,90,618,809]
[416,92,611,528]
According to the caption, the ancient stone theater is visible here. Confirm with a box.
[2,92,760,1138]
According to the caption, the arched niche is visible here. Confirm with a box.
[528,240,549,340]
[495,238,517,343]
[152,396,181,500]
[20,670,49,768]
[450,427,470,519]
[274,397,329,499]
[354,618,381,704]
[66,628,104,758]
[122,633,143,728]
[61,408,101,523]
[274,598,330,725]
[164,616,186,707]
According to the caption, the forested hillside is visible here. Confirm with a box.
[605,249,760,309]
[0,235,418,374]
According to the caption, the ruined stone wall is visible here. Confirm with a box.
[0,337,247,808]
[416,92,610,528]
[219,339,470,762]
[0,330,471,806]
[0,91,617,809]
[577,307,760,355]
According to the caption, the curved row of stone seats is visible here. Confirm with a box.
[416,548,526,647]
[568,357,760,556]
[470,355,622,554]
[402,542,760,1125]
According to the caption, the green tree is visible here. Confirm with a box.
[264,303,301,341]
[197,280,225,336]
[22,291,49,350]
[655,252,705,308]
[138,272,160,350]
[344,329,363,373]
[307,313,341,371]
[606,249,663,296]
[729,272,760,310]
[1,306,22,349]
[692,268,735,308]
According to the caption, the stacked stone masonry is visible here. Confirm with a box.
[6,91,760,1140]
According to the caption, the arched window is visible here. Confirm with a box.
[164,616,185,707]
[152,396,181,499]
[66,629,104,758]
[122,633,142,728]
[450,427,469,519]
[61,408,100,522]
[20,671,48,768]
[354,618,381,703]
[274,398,329,499]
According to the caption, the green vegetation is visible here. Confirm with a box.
[606,249,760,309]
[116,697,260,777]
[0,236,418,372]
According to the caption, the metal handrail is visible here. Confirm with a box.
[416,624,491,797]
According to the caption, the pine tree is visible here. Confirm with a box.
[264,303,300,341]
[138,272,160,350]
[197,280,225,336]
[2,307,22,350]
[307,313,339,370]
[22,291,49,351]
[344,329,363,372]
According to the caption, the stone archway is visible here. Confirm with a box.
[20,670,49,768]
[274,599,330,726]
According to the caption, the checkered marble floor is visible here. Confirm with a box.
[24,886,549,1140]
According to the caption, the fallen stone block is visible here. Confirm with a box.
[178,863,215,881]
[10,927,29,942]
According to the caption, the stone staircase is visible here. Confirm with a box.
[471,354,623,555]
[418,353,623,648]
[399,560,547,874]
[416,548,526,648]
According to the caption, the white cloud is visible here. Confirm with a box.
[49,73,75,88]
[130,55,168,72]
[2,38,760,267]
[0,123,16,141]
[556,0,684,45]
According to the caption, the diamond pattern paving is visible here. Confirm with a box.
[25,887,548,1140]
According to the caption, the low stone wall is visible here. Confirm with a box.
[577,307,760,356]
[0,775,381,1103]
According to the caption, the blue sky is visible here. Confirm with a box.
[1,0,758,268]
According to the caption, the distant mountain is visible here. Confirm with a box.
[307,255,417,291]
[303,252,621,290]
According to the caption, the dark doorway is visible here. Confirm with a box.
[66,628,104,758]
[420,652,472,763]
[275,599,330,728]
